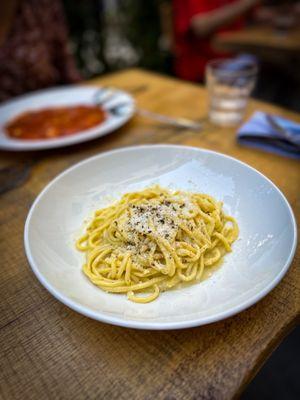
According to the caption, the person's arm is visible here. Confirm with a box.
[191,0,261,37]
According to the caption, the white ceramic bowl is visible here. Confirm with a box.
[0,86,135,151]
[24,145,297,329]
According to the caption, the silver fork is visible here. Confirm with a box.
[93,88,203,131]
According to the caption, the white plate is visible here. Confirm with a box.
[24,145,297,329]
[0,86,135,151]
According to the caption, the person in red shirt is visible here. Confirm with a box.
[172,0,261,81]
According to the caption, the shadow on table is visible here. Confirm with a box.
[242,326,300,400]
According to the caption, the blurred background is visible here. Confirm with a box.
[63,0,300,114]
[1,0,300,111]
[0,0,299,398]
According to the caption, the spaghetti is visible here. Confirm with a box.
[76,186,239,303]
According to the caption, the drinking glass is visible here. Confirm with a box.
[206,58,258,127]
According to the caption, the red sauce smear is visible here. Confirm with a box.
[5,105,106,140]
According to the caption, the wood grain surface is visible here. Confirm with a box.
[214,27,300,52]
[0,69,299,400]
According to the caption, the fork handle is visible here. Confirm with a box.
[137,109,202,130]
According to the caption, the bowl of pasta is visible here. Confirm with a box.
[24,145,297,329]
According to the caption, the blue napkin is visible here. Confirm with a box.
[237,111,300,159]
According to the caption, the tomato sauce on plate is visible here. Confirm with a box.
[5,105,106,140]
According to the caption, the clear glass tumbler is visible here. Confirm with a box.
[206,58,258,127]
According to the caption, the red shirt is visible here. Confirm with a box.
[173,0,246,81]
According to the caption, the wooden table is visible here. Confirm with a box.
[214,26,300,53]
[0,69,299,400]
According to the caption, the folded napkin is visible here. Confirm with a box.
[237,111,300,159]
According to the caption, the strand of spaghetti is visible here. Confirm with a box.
[76,234,88,251]
[89,249,112,275]
[213,232,232,252]
[176,242,201,262]
[224,216,239,243]
[109,255,117,279]
[156,236,185,270]
[178,263,197,282]
[204,248,221,266]
[131,275,140,284]
[117,252,130,279]
[125,256,132,284]
[166,274,181,289]
[127,284,160,303]
[134,269,159,278]
[99,276,167,293]
[89,277,127,287]
[196,254,205,281]
[180,223,210,247]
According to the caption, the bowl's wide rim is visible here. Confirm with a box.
[24,144,298,330]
